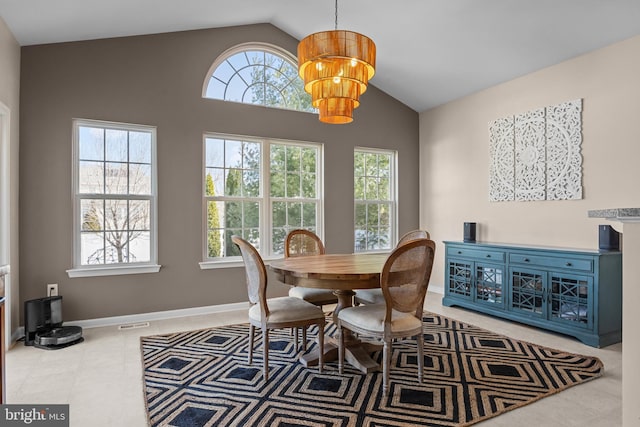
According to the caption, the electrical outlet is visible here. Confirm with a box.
[47,283,58,297]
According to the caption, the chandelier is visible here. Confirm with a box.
[297,0,376,124]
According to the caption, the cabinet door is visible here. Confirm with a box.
[548,273,592,329]
[474,263,505,308]
[447,260,472,300]
[509,268,545,318]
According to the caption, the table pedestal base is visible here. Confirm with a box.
[299,336,382,374]
[297,285,384,373]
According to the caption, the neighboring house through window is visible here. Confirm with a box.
[68,119,159,277]
[354,148,397,252]
[203,42,314,113]
[202,134,322,265]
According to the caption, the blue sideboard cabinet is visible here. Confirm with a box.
[442,241,622,347]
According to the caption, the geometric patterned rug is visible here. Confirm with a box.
[140,312,603,427]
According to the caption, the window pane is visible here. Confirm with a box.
[78,127,104,161]
[129,231,151,262]
[243,142,261,168]
[205,138,225,168]
[129,164,151,195]
[81,199,103,232]
[272,228,286,255]
[225,201,242,228]
[243,169,260,197]
[288,203,302,227]
[365,177,378,200]
[355,203,366,228]
[378,177,390,201]
[104,199,128,231]
[225,169,242,196]
[207,229,223,258]
[244,202,260,228]
[302,203,316,227]
[286,147,301,172]
[270,171,285,197]
[302,173,316,198]
[105,129,128,162]
[271,145,286,171]
[79,161,104,194]
[367,204,379,227]
[354,152,365,176]
[105,232,129,264]
[286,173,301,198]
[365,153,378,176]
[272,202,286,227]
[105,162,128,195]
[301,148,316,173]
[354,177,365,200]
[206,169,224,196]
[81,232,104,265]
[130,131,151,164]
[225,140,243,168]
[130,200,150,230]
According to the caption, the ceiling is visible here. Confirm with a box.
[1,0,640,112]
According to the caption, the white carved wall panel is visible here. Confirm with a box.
[515,108,546,201]
[546,99,583,200]
[489,117,515,201]
[489,99,582,202]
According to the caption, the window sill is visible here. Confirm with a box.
[199,256,283,270]
[67,264,161,278]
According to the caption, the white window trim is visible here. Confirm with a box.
[201,133,324,266]
[67,118,160,278]
[354,146,398,252]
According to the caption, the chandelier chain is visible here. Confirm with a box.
[335,0,338,30]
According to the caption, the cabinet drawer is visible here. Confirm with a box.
[509,253,593,272]
[447,247,505,263]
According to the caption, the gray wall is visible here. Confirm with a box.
[19,24,419,321]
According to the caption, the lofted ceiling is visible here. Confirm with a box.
[1,0,639,112]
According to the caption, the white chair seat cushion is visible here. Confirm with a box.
[289,287,337,303]
[249,297,325,323]
[338,304,422,334]
[354,289,385,305]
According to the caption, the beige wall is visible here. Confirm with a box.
[420,34,640,290]
[19,24,420,322]
[0,17,20,338]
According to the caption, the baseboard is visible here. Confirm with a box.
[10,301,250,344]
[65,301,250,329]
[11,286,444,344]
[429,284,444,295]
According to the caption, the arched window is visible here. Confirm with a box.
[203,43,314,113]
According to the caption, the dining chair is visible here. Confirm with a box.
[354,229,431,306]
[286,229,339,307]
[337,238,436,396]
[232,235,325,381]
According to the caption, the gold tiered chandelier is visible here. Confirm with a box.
[297,0,376,124]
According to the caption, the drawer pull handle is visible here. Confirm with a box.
[457,251,462,254]
[486,254,491,258]
[524,258,530,262]
[566,262,572,267]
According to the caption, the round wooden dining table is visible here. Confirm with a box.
[269,253,388,374]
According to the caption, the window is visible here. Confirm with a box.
[68,119,159,277]
[203,42,314,113]
[354,148,397,252]
[203,134,322,264]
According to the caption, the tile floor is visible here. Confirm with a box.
[6,292,621,426]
